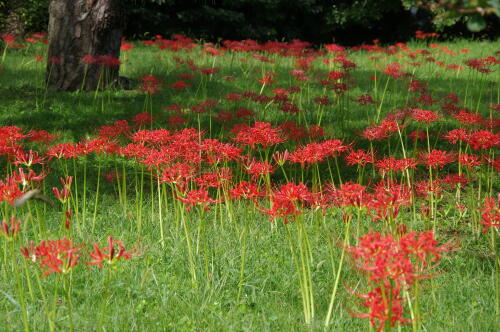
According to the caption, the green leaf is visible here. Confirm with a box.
[466,14,487,32]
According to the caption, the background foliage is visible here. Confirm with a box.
[0,0,498,44]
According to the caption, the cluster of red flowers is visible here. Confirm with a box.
[348,231,451,331]
[21,236,133,277]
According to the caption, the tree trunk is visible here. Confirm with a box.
[46,0,124,91]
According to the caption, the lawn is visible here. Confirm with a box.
[0,35,498,331]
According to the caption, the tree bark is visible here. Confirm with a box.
[46,0,124,91]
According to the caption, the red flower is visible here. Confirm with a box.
[172,80,190,91]
[375,157,417,176]
[232,122,285,149]
[408,130,426,142]
[1,216,20,239]
[52,176,73,203]
[453,110,483,126]
[480,195,500,233]
[345,149,373,166]
[466,130,500,150]
[262,183,314,223]
[140,75,162,94]
[0,175,23,206]
[410,108,440,124]
[21,239,80,277]
[133,112,154,127]
[459,153,482,168]
[244,160,275,180]
[176,188,218,212]
[420,149,456,169]
[120,41,134,52]
[442,128,469,144]
[383,63,406,79]
[355,94,377,105]
[88,236,133,268]
[230,181,263,203]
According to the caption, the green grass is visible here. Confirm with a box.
[0,38,498,331]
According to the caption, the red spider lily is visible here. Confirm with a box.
[324,43,345,53]
[195,168,233,189]
[355,94,377,105]
[0,175,23,206]
[98,120,130,139]
[348,231,451,330]
[308,125,324,139]
[408,80,426,93]
[140,75,162,94]
[313,96,331,106]
[1,216,21,239]
[21,239,80,277]
[65,209,72,229]
[415,30,439,39]
[327,70,345,81]
[232,122,285,149]
[176,188,219,212]
[2,34,16,46]
[350,231,447,285]
[26,129,57,144]
[120,41,134,52]
[273,150,290,166]
[47,142,82,160]
[235,108,254,120]
[279,121,307,141]
[383,62,406,79]
[466,130,500,150]
[81,138,119,156]
[244,160,275,181]
[414,179,443,199]
[328,182,368,209]
[480,195,500,233]
[459,153,483,168]
[453,110,484,126]
[361,120,400,141]
[420,149,456,169]
[0,126,25,144]
[230,181,264,203]
[464,58,493,74]
[172,81,191,91]
[201,139,242,165]
[199,67,220,75]
[442,128,469,144]
[262,183,314,223]
[367,182,412,222]
[134,112,154,127]
[52,176,73,204]
[190,99,218,114]
[160,162,196,186]
[82,55,97,64]
[131,129,171,146]
[289,139,347,166]
[95,55,121,67]
[14,168,46,188]
[441,173,469,190]
[225,92,241,102]
[172,80,190,91]
[258,73,276,85]
[349,285,409,332]
[375,157,417,176]
[410,109,440,124]
[13,149,45,167]
[88,236,133,268]
[416,94,439,106]
[408,130,426,142]
[345,149,374,166]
